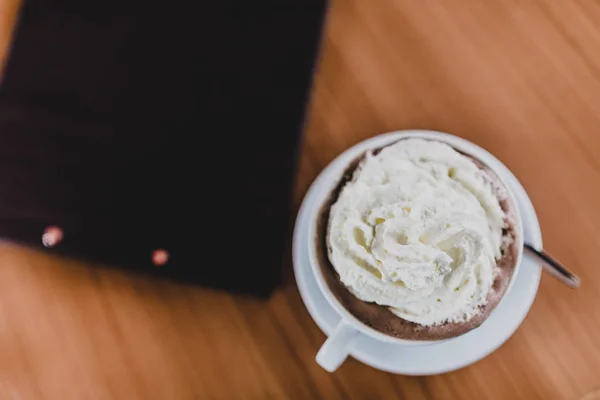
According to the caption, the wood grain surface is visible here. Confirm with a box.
[1,1,600,399]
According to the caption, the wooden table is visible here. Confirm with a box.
[1,1,599,399]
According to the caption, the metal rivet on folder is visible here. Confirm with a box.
[152,249,169,266]
[42,226,64,247]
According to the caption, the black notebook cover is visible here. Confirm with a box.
[0,0,327,296]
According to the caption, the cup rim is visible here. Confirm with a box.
[305,130,525,345]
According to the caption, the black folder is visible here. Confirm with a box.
[0,0,327,296]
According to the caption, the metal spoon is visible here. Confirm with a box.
[524,243,580,289]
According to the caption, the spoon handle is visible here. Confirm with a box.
[524,243,580,289]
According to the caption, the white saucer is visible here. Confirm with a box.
[293,130,543,375]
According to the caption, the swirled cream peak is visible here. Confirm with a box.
[327,139,506,326]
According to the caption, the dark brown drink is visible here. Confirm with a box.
[315,139,520,340]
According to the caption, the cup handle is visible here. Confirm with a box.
[316,320,360,372]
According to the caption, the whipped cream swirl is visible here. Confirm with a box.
[327,139,506,326]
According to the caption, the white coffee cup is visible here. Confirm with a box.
[303,130,524,372]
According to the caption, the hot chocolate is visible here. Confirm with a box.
[316,139,520,340]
